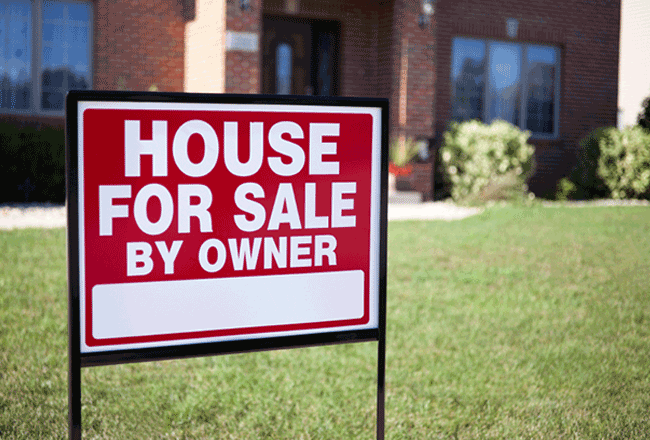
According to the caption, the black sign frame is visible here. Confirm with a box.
[66,90,388,439]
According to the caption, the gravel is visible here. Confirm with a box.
[540,199,650,207]
[1,198,647,230]
[0,204,67,230]
[0,201,481,230]
[387,201,482,221]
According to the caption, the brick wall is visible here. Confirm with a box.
[95,0,187,92]
[434,0,621,195]
[391,0,435,142]
[225,0,262,93]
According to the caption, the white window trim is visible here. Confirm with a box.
[0,0,92,117]
[452,37,561,140]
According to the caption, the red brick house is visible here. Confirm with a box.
[0,0,620,197]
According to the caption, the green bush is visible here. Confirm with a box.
[564,127,610,200]
[441,120,535,203]
[0,122,65,204]
[555,177,577,201]
[389,136,420,167]
[597,126,650,199]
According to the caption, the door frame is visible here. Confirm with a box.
[262,15,341,96]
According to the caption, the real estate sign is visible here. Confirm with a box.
[67,92,388,364]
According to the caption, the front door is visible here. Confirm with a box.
[262,16,339,96]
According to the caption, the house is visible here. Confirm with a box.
[0,0,620,198]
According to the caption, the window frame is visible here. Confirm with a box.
[0,0,93,117]
[451,36,561,140]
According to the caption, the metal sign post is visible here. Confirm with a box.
[66,91,388,439]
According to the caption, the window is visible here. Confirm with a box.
[0,0,91,114]
[275,42,292,95]
[451,37,559,137]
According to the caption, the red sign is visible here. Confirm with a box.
[74,100,384,354]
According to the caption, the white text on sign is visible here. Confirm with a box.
[97,119,357,276]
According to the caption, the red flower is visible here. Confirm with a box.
[389,162,412,176]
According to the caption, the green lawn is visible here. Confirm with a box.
[1,205,650,439]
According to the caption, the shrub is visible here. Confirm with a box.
[597,126,650,199]
[0,122,66,203]
[555,177,577,201]
[565,127,610,200]
[441,120,535,203]
[389,136,420,168]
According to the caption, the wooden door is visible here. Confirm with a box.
[262,17,340,96]
[262,17,313,95]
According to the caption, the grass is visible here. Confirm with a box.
[1,205,650,439]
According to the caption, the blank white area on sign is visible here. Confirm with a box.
[92,270,364,340]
